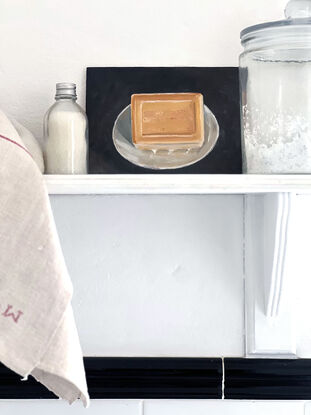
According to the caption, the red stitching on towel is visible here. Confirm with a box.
[2,305,23,323]
[0,134,32,157]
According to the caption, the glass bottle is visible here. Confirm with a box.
[44,83,88,174]
[240,0,311,173]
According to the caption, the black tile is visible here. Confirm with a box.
[225,358,311,400]
[0,357,222,399]
[0,364,55,399]
[86,357,222,399]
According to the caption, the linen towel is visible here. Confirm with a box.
[0,110,89,406]
[10,118,44,173]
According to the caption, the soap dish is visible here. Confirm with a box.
[112,104,219,170]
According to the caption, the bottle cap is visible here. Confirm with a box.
[55,82,77,99]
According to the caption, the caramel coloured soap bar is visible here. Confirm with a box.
[131,93,204,150]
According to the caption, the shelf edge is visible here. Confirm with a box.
[44,174,311,195]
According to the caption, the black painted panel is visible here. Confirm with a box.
[86,67,242,174]
[0,357,222,399]
[225,358,311,400]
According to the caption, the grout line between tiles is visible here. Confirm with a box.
[221,357,225,399]
[140,399,144,415]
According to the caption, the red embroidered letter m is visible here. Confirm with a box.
[2,305,23,323]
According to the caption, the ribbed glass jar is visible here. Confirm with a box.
[240,0,311,173]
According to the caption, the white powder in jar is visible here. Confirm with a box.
[243,107,311,173]
[242,60,311,173]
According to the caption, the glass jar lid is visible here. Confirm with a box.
[241,0,311,50]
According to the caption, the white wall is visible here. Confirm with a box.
[0,0,285,140]
[50,195,244,357]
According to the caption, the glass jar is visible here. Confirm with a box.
[44,83,88,174]
[240,0,311,173]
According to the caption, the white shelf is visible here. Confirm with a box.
[44,174,311,195]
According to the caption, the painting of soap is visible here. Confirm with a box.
[86,67,241,174]
[131,93,205,151]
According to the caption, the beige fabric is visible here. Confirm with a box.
[0,110,89,406]
[10,118,44,173]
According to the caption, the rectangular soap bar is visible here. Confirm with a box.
[131,93,204,150]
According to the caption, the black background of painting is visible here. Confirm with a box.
[86,67,242,174]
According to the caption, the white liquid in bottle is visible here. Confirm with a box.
[44,83,88,174]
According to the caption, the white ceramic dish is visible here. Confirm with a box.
[112,104,219,170]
